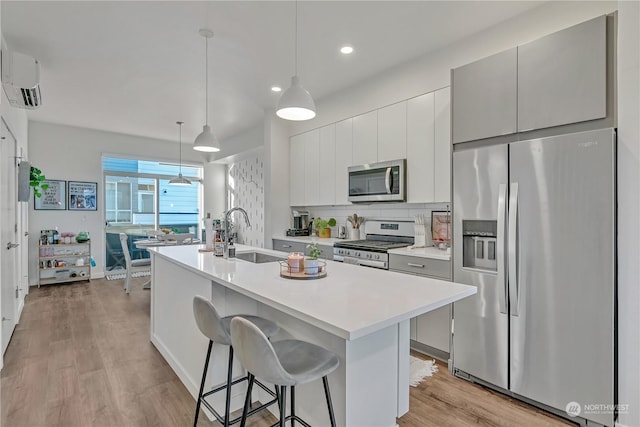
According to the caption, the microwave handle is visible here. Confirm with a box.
[385,167,392,194]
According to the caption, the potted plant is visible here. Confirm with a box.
[306,243,322,274]
[314,217,336,238]
[29,165,49,198]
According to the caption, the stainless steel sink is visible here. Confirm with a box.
[236,252,284,264]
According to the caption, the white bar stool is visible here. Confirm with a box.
[230,316,340,427]
[192,296,279,427]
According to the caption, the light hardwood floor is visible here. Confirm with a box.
[1,278,574,427]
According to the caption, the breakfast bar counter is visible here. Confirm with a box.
[148,244,475,426]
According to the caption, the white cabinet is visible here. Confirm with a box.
[303,130,320,205]
[406,93,435,203]
[38,241,91,286]
[434,87,451,202]
[318,125,336,206]
[352,111,377,165]
[517,15,606,131]
[334,119,353,205]
[377,102,407,162]
[452,48,518,143]
[289,134,305,206]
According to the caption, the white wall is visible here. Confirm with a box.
[27,121,211,283]
[616,2,639,426]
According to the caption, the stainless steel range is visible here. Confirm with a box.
[333,220,414,269]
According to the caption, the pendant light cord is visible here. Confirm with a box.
[178,122,183,175]
[205,36,209,126]
[295,0,298,77]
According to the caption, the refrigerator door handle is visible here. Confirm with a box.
[497,184,508,314]
[508,182,519,317]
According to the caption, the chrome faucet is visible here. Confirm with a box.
[224,207,251,256]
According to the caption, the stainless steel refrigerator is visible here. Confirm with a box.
[452,128,616,426]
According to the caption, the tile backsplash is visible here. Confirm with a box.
[301,202,451,242]
[227,155,265,248]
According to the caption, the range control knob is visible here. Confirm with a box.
[375,254,380,260]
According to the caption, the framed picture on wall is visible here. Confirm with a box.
[34,179,66,210]
[68,181,97,211]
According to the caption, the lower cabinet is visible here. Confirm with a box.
[272,239,333,260]
[389,253,451,360]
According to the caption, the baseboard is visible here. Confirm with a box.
[410,340,449,362]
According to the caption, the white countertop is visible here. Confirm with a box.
[148,244,475,341]
[388,246,452,261]
[272,234,352,245]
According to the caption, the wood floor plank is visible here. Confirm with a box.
[2,277,576,427]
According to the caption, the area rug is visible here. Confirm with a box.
[409,356,438,387]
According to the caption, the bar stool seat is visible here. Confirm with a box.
[193,296,279,427]
[230,316,340,427]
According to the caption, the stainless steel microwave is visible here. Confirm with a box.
[348,159,406,203]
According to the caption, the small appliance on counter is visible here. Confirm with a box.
[287,210,311,237]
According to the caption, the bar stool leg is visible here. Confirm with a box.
[240,373,255,427]
[275,385,281,415]
[194,340,213,427]
[224,346,235,427]
[291,385,296,426]
[279,386,287,427]
[322,376,336,427]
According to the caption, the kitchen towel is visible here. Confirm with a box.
[409,355,438,387]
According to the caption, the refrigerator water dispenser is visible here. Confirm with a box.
[462,220,497,271]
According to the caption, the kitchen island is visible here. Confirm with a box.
[148,244,475,426]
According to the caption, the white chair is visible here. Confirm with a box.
[119,233,151,294]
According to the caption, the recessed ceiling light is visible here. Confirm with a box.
[340,45,354,55]
[271,86,282,92]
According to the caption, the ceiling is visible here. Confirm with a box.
[2,1,543,146]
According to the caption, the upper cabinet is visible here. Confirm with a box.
[377,102,407,162]
[334,119,353,206]
[434,87,451,203]
[317,125,336,206]
[453,16,608,142]
[352,111,378,165]
[452,48,518,144]
[290,89,451,206]
[517,15,607,132]
[289,129,320,206]
[406,93,435,203]
[289,133,306,206]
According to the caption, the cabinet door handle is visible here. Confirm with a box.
[282,244,292,248]
[407,262,424,268]
[6,242,19,250]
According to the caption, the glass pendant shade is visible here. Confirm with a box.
[193,124,220,152]
[276,76,316,121]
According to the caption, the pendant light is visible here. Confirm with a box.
[193,29,221,152]
[169,121,192,186]
[276,1,316,121]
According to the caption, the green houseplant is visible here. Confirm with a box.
[306,243,321,274]
[314,217,336,238]
[30,166,49,198]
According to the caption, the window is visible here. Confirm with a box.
[102,156,203,270]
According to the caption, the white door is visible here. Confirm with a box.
[1,118,18,354]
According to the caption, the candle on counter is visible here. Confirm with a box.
[287,252,305,273]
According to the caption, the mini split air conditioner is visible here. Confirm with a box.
[1,40,42,109]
